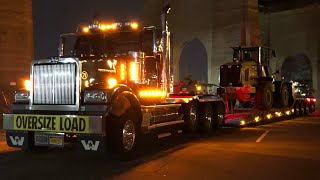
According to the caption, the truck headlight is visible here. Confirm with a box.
[84,90,107,104]
[15,90,29,103]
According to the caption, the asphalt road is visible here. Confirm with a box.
[1,112,320,180]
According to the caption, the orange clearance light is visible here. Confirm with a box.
[84,80,89,87]
[24,80,31,91]
[100,24,107,30]
[285,110,291,115]
[139,90,165,98]
[131,22,138,29]
[83,27,89,33]
[240,120,246,126]
[196,86,202,91]
[107,78,117,88]
[254,116,260,122]
[111,23,117,30]
[266,114,272,119]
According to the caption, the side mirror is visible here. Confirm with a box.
[272,50,276,57]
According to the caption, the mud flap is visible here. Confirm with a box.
[77,134,106,152]
[6,131,30,149]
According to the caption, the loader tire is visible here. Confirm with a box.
[255,82,273,110]
[279,84,289,107]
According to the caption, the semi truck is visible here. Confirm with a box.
[1,7,225,157]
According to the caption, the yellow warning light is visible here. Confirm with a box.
[285,111,291,115]
[131,22,139,29]
[254,116,260,122]
[84,80,89,87]
[266,114,272,119]
[107,78,117,88]
[83,27,89,33]
[24,80,31,91]
[240,120,246,125]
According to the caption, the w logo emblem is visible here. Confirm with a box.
[81,140,100,151]
[9,136,24,146]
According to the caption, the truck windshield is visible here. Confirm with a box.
[73,32,141,58]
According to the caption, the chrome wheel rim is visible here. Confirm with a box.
[190,106,197,126]
[122,120,136,151]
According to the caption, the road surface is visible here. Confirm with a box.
[0,112,320,180]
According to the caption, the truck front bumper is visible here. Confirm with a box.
[2,113,106,152]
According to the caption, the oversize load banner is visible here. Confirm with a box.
[13,114,89,133]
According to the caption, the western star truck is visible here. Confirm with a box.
[2,7,225,156]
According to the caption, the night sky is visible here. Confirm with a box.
[32,0,144,59]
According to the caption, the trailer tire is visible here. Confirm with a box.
[213,103,225,129]
[299,102,305,117]
[183,100,200,133]
[108,108,140,158]
[199,103,213,133]
[293,103,300,117]
[304,103,309,115]
[255,82,273,110]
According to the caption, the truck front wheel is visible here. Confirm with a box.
[108,108,140,157]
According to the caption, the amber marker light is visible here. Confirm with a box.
[131,22,139,29]
[266,114,272,119]
[285,110,291,115]
[84,80,89,87]
[107,78,117,88]
[240,120,246,126]
[24,80,31,91]
[254,116,260,122]
[196,86,202,91]
[83,27,89,33]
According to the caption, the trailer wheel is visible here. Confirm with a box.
[255,82,273,110]
[304,103,309,115]
[184,100,199,133]
[279,84,289,107]
[299,102,305,117]
[293,103,300,117]
[108,108,140,157]
[199,103,213,133]
[213,103,225,129]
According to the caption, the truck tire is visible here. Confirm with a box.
[212,103,225,129]
[184,100,199,133]
[255,82,273,110]
[108,108,140,158]
[199,103,213,133]
[279,84,289,107]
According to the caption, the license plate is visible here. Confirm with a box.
[35,134,49,145]
[49,136,63,146]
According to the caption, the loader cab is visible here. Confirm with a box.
[220,46,275,87]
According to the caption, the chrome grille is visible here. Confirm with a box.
[33,63,76,105]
